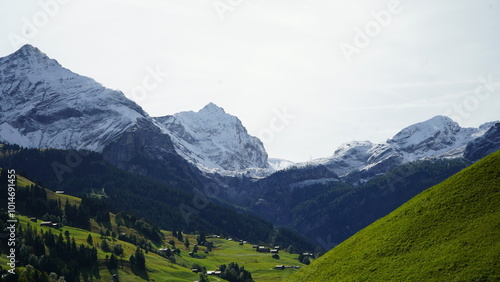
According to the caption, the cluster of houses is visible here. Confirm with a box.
[253,245,280,254]
[187,236,307,282]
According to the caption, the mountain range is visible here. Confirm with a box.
[1,45,500,248]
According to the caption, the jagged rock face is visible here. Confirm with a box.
[100,117,203,190]
[101,117,174,168]
[464,123,500,161]
[0,45,147,152]
[154,103,269,175]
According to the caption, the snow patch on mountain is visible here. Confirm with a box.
[268,158,295,171]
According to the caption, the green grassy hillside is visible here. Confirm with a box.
[0,216,305,281]
[288,150,500,281]
[0,171,306,281]
[167,234,305,282]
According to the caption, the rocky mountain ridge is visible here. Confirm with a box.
[154,102,270,177]
[289,116,497,185]
[0,45,147,152]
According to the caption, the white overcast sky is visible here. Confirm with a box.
[1,0,499,162]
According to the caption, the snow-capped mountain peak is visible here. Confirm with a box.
[200,102,226,114]
[1,45,273,178]
[386,115,479,162]
[154,103,270,176]
[10,44,46,61]
[333,140,374,157]
[0,44,148,152]
[289,115,494,184]
[389,115,461,150]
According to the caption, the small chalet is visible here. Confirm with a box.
[40,221,52,226]
[257,246,270,253]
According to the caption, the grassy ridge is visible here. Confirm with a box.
[289,150,500,281]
